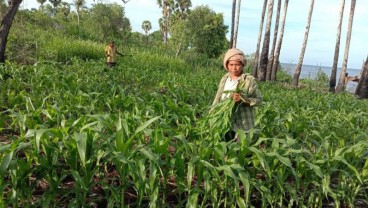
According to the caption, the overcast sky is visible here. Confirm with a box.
[21,0,367,70]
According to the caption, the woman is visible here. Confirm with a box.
[212,48,262,141]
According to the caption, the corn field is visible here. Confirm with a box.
[0,53,367,207]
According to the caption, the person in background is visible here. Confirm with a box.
[212,48,262,142]
[104,41,123,67]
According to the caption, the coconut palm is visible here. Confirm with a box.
[266,0,281,81]
[74,0,85,26]
[259,0,274,81]
[271,0,289,81]
[336,0,356,92]
[355,56,368,98]
[252,0,268,78]
[229,0,236,49]
[142,20,152,44]
[292,0,315,86]
[329,0,345,92]
[233,0,241,48]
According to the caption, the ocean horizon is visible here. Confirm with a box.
[280,63,360,93]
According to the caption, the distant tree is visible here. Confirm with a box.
[141,20,152,44]
[157,0,173,45]
[259,0,274,81]
[266,0,281,81]
[172,0,191,21]
[59,2,71,18]
[0,0,23,63]
[292,0,314,86]
[329,0,345,93]
[49,0,62,15]
[252,0,268,78]
[355,56,368,98]
[229,0,236,49]
[336,0,356,92]
[169,0,191,56]
[186,6,228,58]
[73,0,86,26]
[82,3,131,42]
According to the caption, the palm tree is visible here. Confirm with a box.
[157,0,174,45]
[329,0,345,92]
[271,0,289,81]
[233,0,241,48]
[266,0,281,80]
[259,0,274,81]
[252,0,268,78]
[229,0,236,49]
[355,56,368,98]
[142,20,152,44]
[336,0,356,92]
[292,0,314,86]
[74,0,86,26]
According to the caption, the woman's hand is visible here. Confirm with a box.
[233,93,251,105]
[232,93,241,102]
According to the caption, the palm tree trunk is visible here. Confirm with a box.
[233,0,242,48]
[0,0,23,63]
[329,0,345,93]
[252,0,268,78]
[355,56,368,98]
[259,0,274,81]
[229,0,236,49]
[271,0,289,81]
[292,0,315,87]
[266,0,281,81]
[336,0,356,92]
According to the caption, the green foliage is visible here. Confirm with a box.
[82,3,131,43]
[0,51,367,207]
[36,37,104,62]
[185,5,228,58]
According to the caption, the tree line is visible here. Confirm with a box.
[0,0,367,97]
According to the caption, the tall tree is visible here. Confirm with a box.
[157,0,173,45]
[186,5,228,58]
[162,0,191,56]
[83,3,131,42]
[142,20,152,44]
[329,0,345,92]
[336,0,356,92]
[266,0,281,80]
[355,56,368,98]
[292,0,314,86]
[233,0,241,48]
[73,0,85,26]
[229,0,236,49]
[0,0,22,63]
[259,0,274,81]
[270,0,289,81]
[252,0,268,78]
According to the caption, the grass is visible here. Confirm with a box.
[0,51,367,207]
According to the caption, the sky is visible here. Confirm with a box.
[20,0,367,71]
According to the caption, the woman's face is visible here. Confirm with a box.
[227,60,243,77]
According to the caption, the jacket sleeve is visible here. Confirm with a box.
[238,75,262,107]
